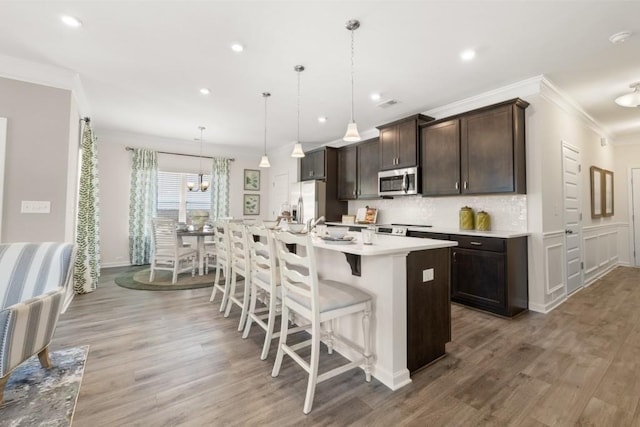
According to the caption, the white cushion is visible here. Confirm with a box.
[287,279,370,313]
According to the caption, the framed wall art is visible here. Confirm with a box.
[244,169,260,191]
[243,194,260,215]
[603,169,614,217]
[590,166,602,218]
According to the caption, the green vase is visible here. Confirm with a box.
[459,206,474,230]
[476,211,491,231]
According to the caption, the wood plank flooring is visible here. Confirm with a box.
[51,266,640,426]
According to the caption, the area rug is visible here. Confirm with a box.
[114,266,224,291]
[0,346,89,427]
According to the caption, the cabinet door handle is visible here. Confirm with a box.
[353,189,357,196]
[455,182,459,190]
[463,181,468,190]
[470,241,482,246]
[309,171,313,177]
[453,252,457,262]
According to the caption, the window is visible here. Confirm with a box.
[157,171,212,221]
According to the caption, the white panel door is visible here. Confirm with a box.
[562,143,583,294]
[631,168,640,266]
[270,172,289,218]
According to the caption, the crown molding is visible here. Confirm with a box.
[423,75,545,119]
[538,76,612,141]
[0,53,91,117]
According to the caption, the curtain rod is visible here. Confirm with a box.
[125,146,235,161]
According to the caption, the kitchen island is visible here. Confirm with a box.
[309,233,457,390]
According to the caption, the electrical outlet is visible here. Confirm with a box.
[21,200,51,214]
[422,268,434,282]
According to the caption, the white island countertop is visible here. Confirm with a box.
[325,222,529,239]
[312,233,457,256]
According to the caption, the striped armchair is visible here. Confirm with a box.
[0,242,76,404]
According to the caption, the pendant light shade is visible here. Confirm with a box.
[259,92,271,168]
[187,126,209,192]
[615,82,640,107]
[343,19,361,142]
[291,65,306,158]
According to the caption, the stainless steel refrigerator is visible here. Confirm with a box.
[290,180,326,224]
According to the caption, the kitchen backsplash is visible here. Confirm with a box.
[349,195,527,231]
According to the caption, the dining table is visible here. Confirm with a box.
[177,229,215,275]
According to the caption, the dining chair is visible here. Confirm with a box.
[150,217,197,284]
[243,225,283,359]
[223,222,252,331]
[272,231,373,414]
[210,221,231,311]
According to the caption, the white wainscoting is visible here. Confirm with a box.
[582,223,620,286]
[534,230,568,312]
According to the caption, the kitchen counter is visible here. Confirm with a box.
[407,226,530,239]
[312,232,457,256]
[308,231,456,390]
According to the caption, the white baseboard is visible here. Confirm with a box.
[529,295,567,314]
[101,261,132,269]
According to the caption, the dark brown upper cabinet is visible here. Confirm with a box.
[337,138,379,200]
[378,114,433,171]
[420,98,528,196]
[300,148,327,181]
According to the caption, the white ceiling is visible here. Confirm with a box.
[1,1,639,152]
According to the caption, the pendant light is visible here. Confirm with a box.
[187,126,209,192]
[291,65,306,158]
[615,82,640,107]
[343,19,361,142]
[259,92,271,168]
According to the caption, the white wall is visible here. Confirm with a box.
[0,77,77,243]
[98,130,268,267]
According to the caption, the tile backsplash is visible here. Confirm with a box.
[349,195,527,231]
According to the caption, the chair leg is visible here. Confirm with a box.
[242,282,258,339]
[260,291,278,360]
[38,346,52,368]
[238,273,251,331]
[172,265,178,284]
[0,373,10,405]
[224,269,237,318]
[149,261,155,282]
[220,265,231,312]
[362,302,372,382]
[271,304,290,378]
[303,318,321,414]
[191,257,196,277]
[210,262,221,302]
[325,320,335,355]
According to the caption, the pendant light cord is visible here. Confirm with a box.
[350,27,355,123]
[297,70,301,142]
[263,93,268,155]
[198,126,204,175]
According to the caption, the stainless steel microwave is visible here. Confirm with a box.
[378,167,419,196]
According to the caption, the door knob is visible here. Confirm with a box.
[565,229,574,234]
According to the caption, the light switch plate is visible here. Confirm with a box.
[422,268,434,282]
[21,200,51,214]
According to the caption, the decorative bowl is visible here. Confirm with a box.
[327,227,349,239]
[288,223,306,233]
[263,220,279,229]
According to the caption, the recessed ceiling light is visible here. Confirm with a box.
[61,15,82,27]
[318,116,328,123]
[231,43,244,52]
[370,93,381,101]
[609,31,632,44]
[460,49,476,61]
[199,88,210,95]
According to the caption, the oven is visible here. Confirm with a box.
[378,167,419,196]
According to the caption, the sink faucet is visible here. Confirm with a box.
[306,216,325,231]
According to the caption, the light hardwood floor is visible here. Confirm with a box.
[52,266,640,426]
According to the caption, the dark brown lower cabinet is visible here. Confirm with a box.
[451,235,528,317]
[406,248,451,373]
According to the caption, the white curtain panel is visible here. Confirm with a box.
[129,148,158,265]
[74,122,101,294]
[211,158,230,221]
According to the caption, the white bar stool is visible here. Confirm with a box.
[224,222,252,331]
[272,231,373,414]
[209,221,231,311]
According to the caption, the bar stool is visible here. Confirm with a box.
[243,225,283,359]
[224,222,252,331]
[209,221,231,311]
[272,231,373,414]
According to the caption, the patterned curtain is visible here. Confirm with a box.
[74,121,101,294]
[210,157,230,221]
[129,149,158,265]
